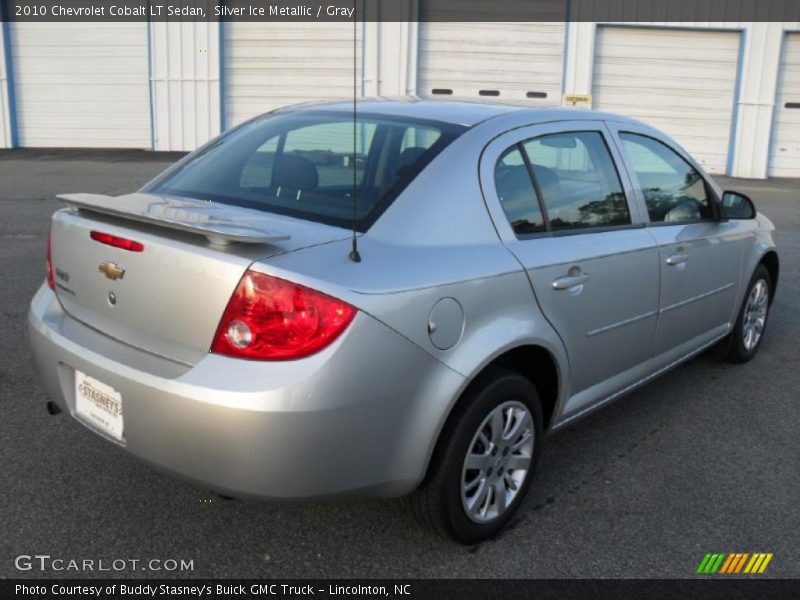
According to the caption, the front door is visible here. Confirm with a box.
[611,128,742,363]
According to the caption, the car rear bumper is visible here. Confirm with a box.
[28,285,464,499]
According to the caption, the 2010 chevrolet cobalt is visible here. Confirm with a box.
[29,100,778,544]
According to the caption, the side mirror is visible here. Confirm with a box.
[721,191,756,220]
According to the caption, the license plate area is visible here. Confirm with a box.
[74,370,125,443]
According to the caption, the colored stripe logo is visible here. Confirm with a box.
[697,552,773,574]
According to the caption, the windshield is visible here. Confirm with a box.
[145,110,466,231]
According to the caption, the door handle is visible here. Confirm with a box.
[552,271,590,291]
[665,252,689,266]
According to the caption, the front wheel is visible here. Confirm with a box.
[409,368,542,544]
[725,264,772,363]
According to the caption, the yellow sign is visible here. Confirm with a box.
[562,94,592,108]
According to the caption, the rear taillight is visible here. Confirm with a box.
[90,231,144,252]
[211,270,357,360]
[46,229,55,290]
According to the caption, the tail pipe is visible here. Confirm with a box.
[46,401,62,415]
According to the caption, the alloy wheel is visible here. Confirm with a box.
[743,278,769,352]
[460,400,534,524]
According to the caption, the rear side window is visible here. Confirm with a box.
[495,147,546,234]
[147,111,464,231]
[619,133,713,223]
[522,132,630,231]
[493,131,631,236]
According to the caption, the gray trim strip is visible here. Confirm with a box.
[660,282,736,315]
[586,310,658,338]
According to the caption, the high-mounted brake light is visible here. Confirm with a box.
[46,229,55,290]
[211,270,357,360]
[90,231,144,252]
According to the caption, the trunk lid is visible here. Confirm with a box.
[49,193,349,365]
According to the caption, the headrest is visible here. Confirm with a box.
[397,147,427,171]
[273,154,319,192]
[532,164,560,193]
[497,165,535,207]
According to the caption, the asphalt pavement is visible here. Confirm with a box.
[1,150,798,579]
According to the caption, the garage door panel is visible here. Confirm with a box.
[421,69,562,86]
[19,55,147,67]
[421,23,564,45]
[424,55,563,71]
[418,22,564,105]
[18,73,149,85]
[229,45,357,60]
[12,23,150,148]
[229,26,356,41]
[597,54,738,70]
[225,23,362,128]
[596,89,734,110]
[769,34,800,178]
[593,27,740,175]
[20,130,150,145]
[599,45,737,63]
[20,87,148,101]
[594,65,738,89]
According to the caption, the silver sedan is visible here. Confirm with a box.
[29,100,778,544]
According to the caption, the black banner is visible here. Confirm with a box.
[5,579,800,600]
[3,0,800,22]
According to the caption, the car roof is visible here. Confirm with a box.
[278,97,643,128]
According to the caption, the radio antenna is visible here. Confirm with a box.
[348,1,361,263]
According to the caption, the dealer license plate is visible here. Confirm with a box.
[74,370,124,442]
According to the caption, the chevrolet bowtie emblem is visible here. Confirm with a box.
[98,261,125,281]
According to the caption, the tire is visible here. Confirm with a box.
[409,368,543,545]
[725,264,772,364]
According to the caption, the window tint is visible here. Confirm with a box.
[619,133,713,223]
[240,137,278,188]
[522,132,630,231]
[282,121,378,187]
[148,112,462,231]
[401,126,441,152]
[494,147,546,235]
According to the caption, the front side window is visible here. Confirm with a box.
[522,132,630,231]
[619,133,713,223]
[146,111,463,231]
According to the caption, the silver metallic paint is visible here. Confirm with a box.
[59,193,293,245]
[29,100,778,499]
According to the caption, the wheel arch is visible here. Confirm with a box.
[759,250,779,304]
[484,345,561,431]
[417,342,564,489]
[438,342,564,452]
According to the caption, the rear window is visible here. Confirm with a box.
[145,111,465,231]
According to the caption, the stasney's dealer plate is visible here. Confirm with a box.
[74,370,124,442]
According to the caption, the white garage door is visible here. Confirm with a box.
[769,34,800,178]
[593,27,741,175]
[418,22,565,106]
[11,23,150,148]
[224,23,363,128]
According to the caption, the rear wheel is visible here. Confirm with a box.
[725,264,772,363]
[410,368,542,544]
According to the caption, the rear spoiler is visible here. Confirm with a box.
[58,193,291,246]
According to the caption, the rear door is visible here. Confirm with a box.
[480,121,659,419]
[607,123,742,364]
